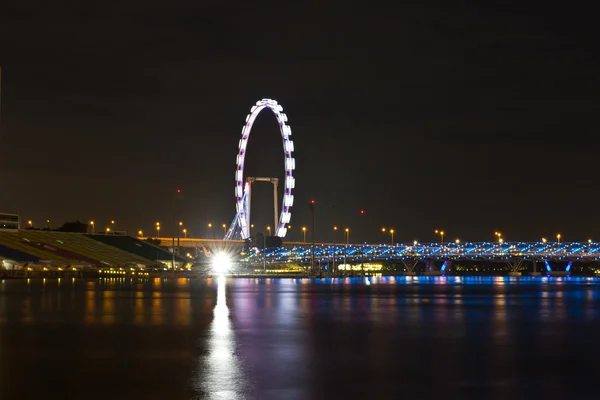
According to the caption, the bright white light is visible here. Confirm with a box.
[211,253,232,273]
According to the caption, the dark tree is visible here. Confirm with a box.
[145,238,162,247]
[57,220,88,233]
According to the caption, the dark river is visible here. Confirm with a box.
[1,276,599,399]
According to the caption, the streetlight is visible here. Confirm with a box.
[266,226,271,236]
[28,220,32,228]
[494,231,502,243]
[345,228,350,244]
[390,229,395,245]
[183,228,187,238]
[455,238,460,244]
[434,230,444,246]
[588,239,592,243]
[156,222,160,238]
[138,230,143,237]
[90,220,95,234]
[222,223,227,236]
[106,227,110,233]
[302,226,307,242]
[557,233,561,243]
[542,237,547,244]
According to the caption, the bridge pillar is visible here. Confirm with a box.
[440,260,452,274]
[424,259,443,276]
[401,259,419,276]
[530,260,542,276]
[545,260,571,276]
[506,258,524,276]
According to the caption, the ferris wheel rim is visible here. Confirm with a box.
[234,98,295,239]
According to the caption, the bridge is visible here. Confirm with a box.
[239,241,600,274]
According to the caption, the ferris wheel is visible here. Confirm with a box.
[225,99,295,240]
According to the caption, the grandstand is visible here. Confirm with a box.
[86,234,186,266]
[0,230,187,270]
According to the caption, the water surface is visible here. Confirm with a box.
[1,276,599,399]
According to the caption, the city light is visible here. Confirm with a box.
[434,230,445,245]
[211,252,232,274]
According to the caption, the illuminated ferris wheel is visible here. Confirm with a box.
[224,99,295,240]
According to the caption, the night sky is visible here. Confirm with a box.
[1,1,598,243]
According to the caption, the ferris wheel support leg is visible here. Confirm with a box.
[272,179,279,235]
[246,182,252,238]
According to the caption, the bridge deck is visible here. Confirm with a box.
[240,241,600,263]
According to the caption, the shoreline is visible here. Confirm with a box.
[2,271,598,280]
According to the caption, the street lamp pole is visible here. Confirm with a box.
[344,228,349,272]
[332,226,338,274]
[310,200,316,274]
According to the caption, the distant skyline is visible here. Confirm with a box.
[1,1,599,243]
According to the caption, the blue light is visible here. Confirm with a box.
[440,260,448,271]
[544,260,552,272]
[566,261,572,272]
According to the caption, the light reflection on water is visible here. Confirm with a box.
[195,276,248,399]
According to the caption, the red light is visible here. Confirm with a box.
[360,209,365,214]
[177,189,181,193]
[311,200,315,204]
